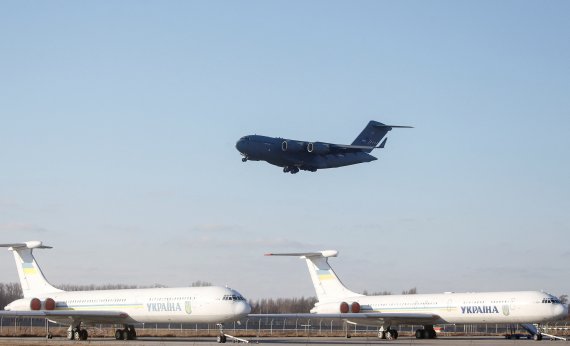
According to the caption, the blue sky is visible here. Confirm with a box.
[1,1,568,299]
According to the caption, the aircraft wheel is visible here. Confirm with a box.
[385,330,393,340]
[46,333,52,339]
[73,330,81,340]
[217,334,227,343]
[242,158,247,162]
[79,329,88,340]
[427,329,437,339]
[283,167,290,173]
[533,334,543,341]
[67,329,74,340]
[115,329,123,340]
[415,329,425,339]
[391,329,399,339]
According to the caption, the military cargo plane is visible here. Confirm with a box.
[235,120,412,173]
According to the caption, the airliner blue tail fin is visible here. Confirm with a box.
[0,241,63,298]
[266,250,362,302]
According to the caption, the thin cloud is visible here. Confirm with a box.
[0,200,21,209]
[0,200,59,214]
[190,224,241,233]
[0,223,50,233]
[174,234,312,249]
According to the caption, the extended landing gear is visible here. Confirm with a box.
[283,166,300,174]
[115,325,137,340]
[242,157,247,162]
[415,325,437,339]
[378,328,399,339]
[67,325,88,340]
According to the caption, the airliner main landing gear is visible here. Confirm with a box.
[378,327,399,340]
[67,325,88,340]
[415,325,437,339]
[114,325,137,340]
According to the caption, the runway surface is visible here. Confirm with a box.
[0,336,561,345]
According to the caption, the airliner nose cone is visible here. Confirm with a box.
[235,301,251,316]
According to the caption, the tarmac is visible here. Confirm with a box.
[0,336,565,345]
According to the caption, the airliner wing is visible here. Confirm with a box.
[0,310,130,323]
[249,312,440,325]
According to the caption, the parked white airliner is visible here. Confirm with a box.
[251,250,568,341]
[0,241,251,343]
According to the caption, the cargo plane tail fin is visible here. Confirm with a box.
[352,120,413,152]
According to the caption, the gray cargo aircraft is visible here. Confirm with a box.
[235,120,412,174]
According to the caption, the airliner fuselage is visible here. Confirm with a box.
[313,291,567,326]
[6,286,250,324]
[260,250,568,340]
[0,241,251,342]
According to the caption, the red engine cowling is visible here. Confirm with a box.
[340,301,349,313]
[351,301,361,313]
[44,297,56,310]
[30,298,41,311]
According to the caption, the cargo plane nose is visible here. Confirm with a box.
[236,137,250,161]
[235,138,245,153]
[236,136,251,151]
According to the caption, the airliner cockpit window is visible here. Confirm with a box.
[223,294,245,301]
